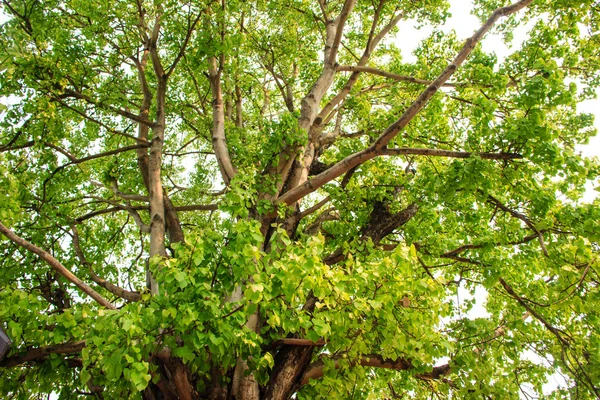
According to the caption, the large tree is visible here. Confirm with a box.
[0,0,599,398]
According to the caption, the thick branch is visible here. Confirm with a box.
[327,0,357,65]
[0,340,86,368]
[278,0,534,205]
[208,57,236,185]
[302,355,451,385]
[325,202,418,265]
[315,8,406,136]
[371,0,533,150]
[0,222,115,309]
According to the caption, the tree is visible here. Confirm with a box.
[0,0,599,397]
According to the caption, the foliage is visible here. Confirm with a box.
[0,0,599,399]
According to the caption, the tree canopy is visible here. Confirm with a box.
[1,0,599,398]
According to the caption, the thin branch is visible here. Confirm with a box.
[486,194,548,256]
[0,140,35,153]
[60,89,156,127]
[71,225,142,302]
[499,278,569,347]
[0,221,115,309]
[89,180,149,202]
[337,65,463,87]
[166,9,204,77]
[383,148,523,160]
[65,144,150,165]
[299,196,331,219]
[440,233,540,259]
[86,195,151,233]
[75,203,218,222]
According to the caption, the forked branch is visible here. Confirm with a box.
[278,0,534,205]
[485,194,548,256]
[499,278,569,347]
[71,225,142,302]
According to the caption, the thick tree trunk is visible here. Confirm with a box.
[148,77,167,294]
[263,347,314,400]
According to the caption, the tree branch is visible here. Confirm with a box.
[299,196,331,219]
[302,354,451,385]
[166,9,204,78]
[499,278,570,347]
[485,194,548,256]
[89,180,149,202]
[336,65,463,87]
[65,144,150,165]
[0,340,86,368]
[86,195,151,233]
[383,148,523,160]
[327,0,357,65]
[0,222,115,309]
[208,56,236,185]
[71,225,142,302]
[60,89,156,127]
[75,203,218,223]
[277,0,534,205]
[370,0,533,150]
[315,7,406,141]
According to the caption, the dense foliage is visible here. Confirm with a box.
[1,0,599,398]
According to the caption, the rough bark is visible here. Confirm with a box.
[325,202,419,265]
[263,345,316,400]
